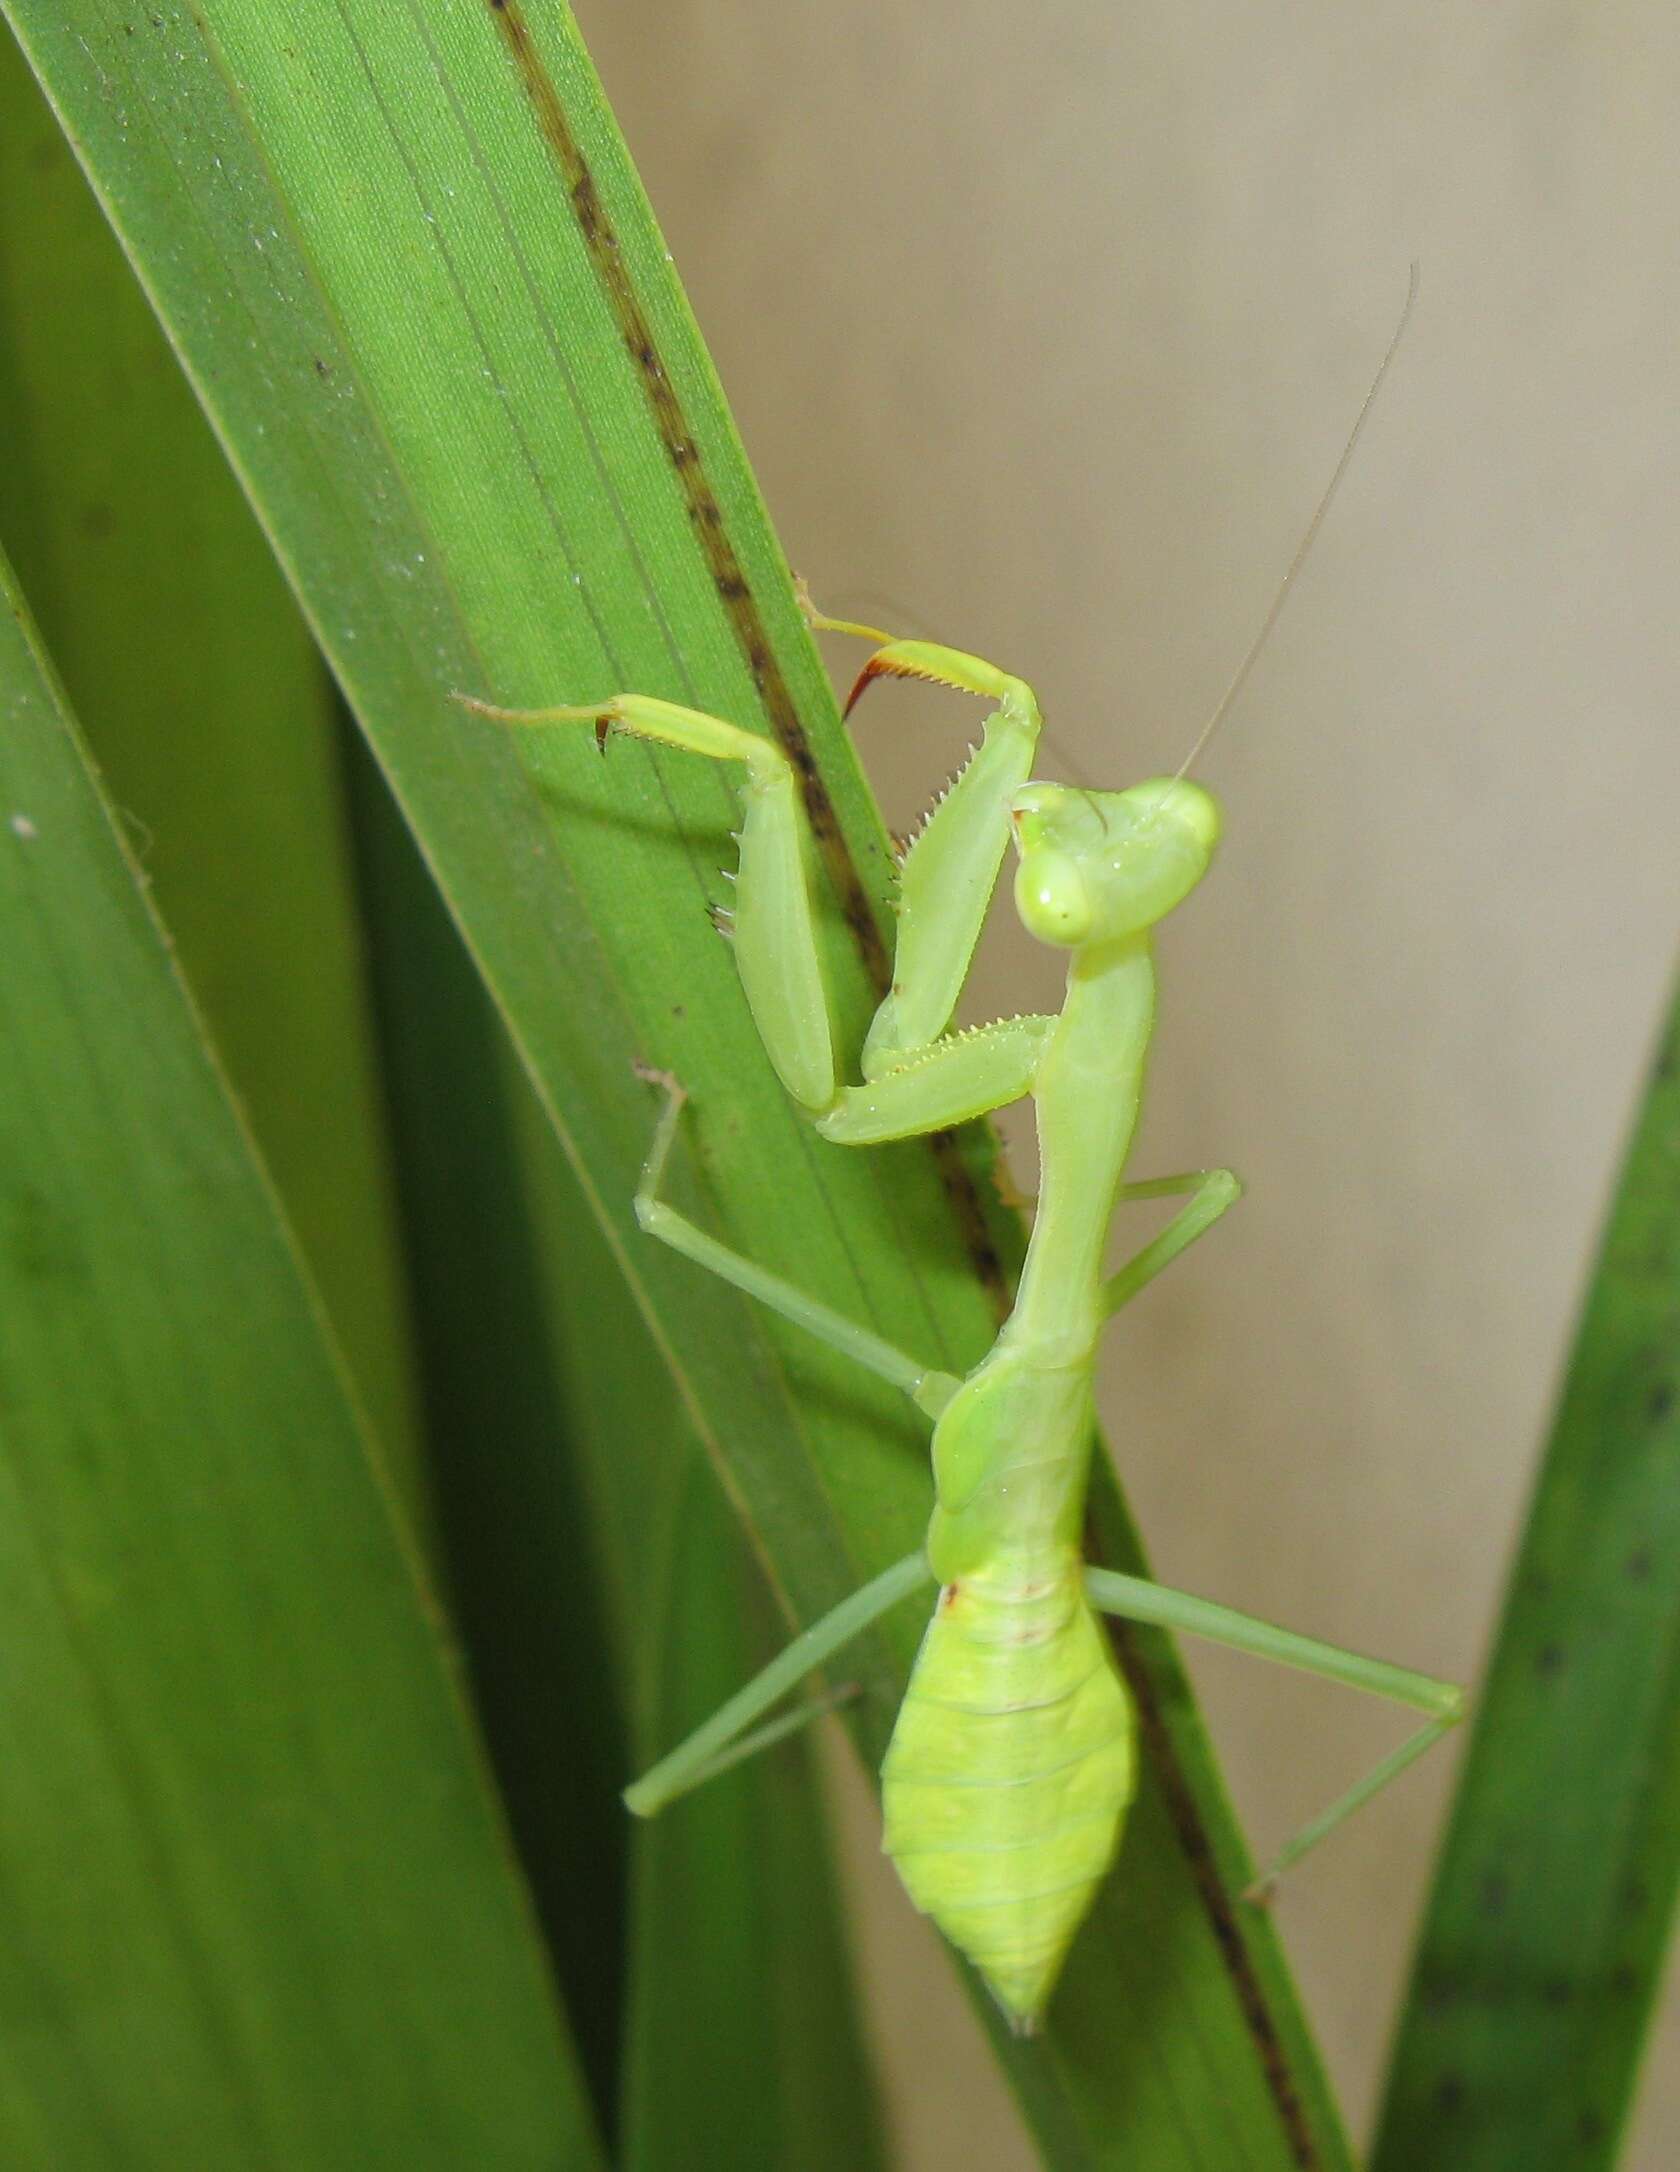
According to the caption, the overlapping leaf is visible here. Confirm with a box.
[0,31,420,1497]
[0,541,597,2166]
[346,743,887,2163]
[1375,986,1680,2169]
[2,2,1354,2158]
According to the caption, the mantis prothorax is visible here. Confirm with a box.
[462,275,1460,2035]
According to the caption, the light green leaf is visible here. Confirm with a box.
[3,2,1349,2157]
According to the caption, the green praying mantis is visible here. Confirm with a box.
[463,276,1463,2035]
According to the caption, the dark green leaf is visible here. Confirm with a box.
[345,732,887,2165]
[0,31,422,1503]
[0,546,598,2165]
[1374,983,1680,2169]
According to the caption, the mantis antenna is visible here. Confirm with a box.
[1171,260,1421,786]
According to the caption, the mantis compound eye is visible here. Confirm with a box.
[1013,847,1094,947]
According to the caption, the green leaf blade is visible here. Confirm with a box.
[0,28,423,1510]
[1375,986,1680,2169]
[346,736,888,2165]
[0,555,598,2164]
[620,1463,890,2172]
[3,3,1352,2158]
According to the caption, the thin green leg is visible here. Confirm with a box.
[1084,1564,1464,1886]
[635,1073,960,1417]
[637,1682,862,1803]
[1242,1717,1459,1900]
[1101,1168,1241,1319]
[625,1552,934,1815]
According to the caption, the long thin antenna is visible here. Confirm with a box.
[1173,261,1419,783]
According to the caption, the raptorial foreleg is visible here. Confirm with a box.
[459,691,840,1114]
[803,593,1043,1078]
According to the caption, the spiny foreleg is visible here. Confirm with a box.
[802,591,1044,1078]
[459,690,840,1114]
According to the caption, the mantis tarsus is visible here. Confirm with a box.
[464,275,1462,2035]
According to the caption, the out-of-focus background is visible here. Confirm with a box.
[575,4,1680,2164]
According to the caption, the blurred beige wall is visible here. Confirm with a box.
[575,3,1680,2163]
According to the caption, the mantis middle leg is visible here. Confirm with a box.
[632,1070,961,1419]
[1102,1169,1243,1319]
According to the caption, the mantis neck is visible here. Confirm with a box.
[1007,934,1155,1362]
[924,935,1155,1585]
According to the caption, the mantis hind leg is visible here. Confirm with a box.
[634,1072,959,1417]
[1082,1565,1464,1893]
[625,1552,934,1814]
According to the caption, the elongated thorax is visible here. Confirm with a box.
[881,1562,1135,2030]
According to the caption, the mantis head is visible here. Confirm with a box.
[1009,779,1221,947]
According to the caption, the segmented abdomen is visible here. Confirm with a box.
[880,1568,1135,2030]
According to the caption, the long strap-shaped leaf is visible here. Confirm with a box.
[0,544,597,2162]
[3,3,1348,2158]
[0,24,425,1529]
[1374,985,1680,2168]
[346,743,889,2165]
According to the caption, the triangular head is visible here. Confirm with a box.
[1009,778,1221,949]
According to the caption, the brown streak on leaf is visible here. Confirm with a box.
[475,22,1311,2154]
[471,25,1312,2145]
[1107,1612,1321,2170]
[480,0,1011,1314]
